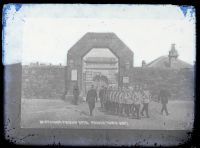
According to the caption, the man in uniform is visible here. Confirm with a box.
[105,86,111,113]
[110,87,116,114]
[86,85,97,116]
[113,88,119,115]
[141,85,150,118]
[133,85,141,119]
[115,88,120,115]
[130,86,136,117]
[158,87,171,116]
[113,88,118,114]
[109,88,114,114]
[115,89,120,115]
[73,84,79,105]
[126,88,133,117]
[105,86,111,112]
[110,88,114,114]
[99,86,105,108]
[123,88,131,117]
[118,88,124,116]
[120,87,126,116]
[102,86,108,111]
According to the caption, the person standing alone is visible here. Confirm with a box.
[158,88,171,116]
[141,86,150,118]
[86,85,97,116]
[73,84,79,105]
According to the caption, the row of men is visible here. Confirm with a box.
[98,85,150,119]
[86,84,170,117]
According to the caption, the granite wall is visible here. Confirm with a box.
[21,65,194,100]
[128,67,194,101]
[21,65,66,99]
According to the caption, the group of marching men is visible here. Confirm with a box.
[98,85,151,119]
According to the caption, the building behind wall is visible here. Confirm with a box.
[145,44,192,69]
[21,35,194,101]
[133,43,194,101]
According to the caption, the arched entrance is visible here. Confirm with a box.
[65,32,134,96]
[82,48,119,96]
[93,74,109,87]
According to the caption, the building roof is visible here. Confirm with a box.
[146,56,192,69]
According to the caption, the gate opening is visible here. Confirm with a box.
[82,48,119,96]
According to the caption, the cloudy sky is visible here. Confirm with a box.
[3,4,196,66]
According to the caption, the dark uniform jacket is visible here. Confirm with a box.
[99,88,105,99]
[86,89,97,104]
[158,89,171,104]
[73,87,79,97]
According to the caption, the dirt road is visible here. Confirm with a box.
[21,98,194,130]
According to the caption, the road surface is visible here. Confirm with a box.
[21,98,194,130]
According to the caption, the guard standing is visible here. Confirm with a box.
[121,88,126,116]
[130,86,136,117]
[158,88,171,115]
[99,86,105,108]
[141,86,150,118]
[118,88,124,116]
[106,86,111,112]
[126,88,133,117]
[111,88,116,114]
[73,84,79,105]
[103,86,107,111]
[124,88,130,117]
[105,87,110,112]
[133,85,141,119]
[86,85,97,116]
[109,87,112,112]
[115,90,120,115]
[113,89,119,115]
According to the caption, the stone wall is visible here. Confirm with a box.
[22,65,66,99]
[128,67,195,101]
[22,65,194,101]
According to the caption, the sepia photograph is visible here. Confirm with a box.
[3,4,196,145]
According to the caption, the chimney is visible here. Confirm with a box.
[142,60,146,67]
[168,43,179,67]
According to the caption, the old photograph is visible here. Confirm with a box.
[3,4,195,131]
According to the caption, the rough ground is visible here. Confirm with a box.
[21,98,194,130]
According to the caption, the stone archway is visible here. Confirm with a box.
[65,32,134,95]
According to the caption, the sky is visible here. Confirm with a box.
[3,4,196,66]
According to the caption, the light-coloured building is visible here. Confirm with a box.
[145,44,192,69]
